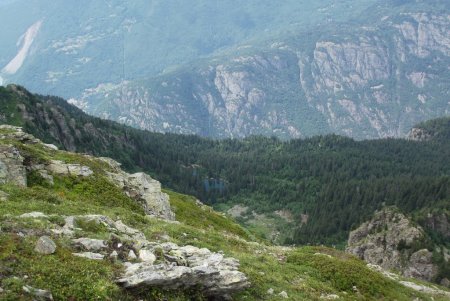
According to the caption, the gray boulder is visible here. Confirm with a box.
[0,145,26,186]
[105,165,175,220]
[72,252,105,260]
[72,238,107,252]
[47,160,93,177]
[117,244,249,298]
[34,236,56,255]
[23,285,53,301]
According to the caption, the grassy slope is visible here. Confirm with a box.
[0,129,447,300]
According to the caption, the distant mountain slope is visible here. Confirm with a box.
[78,2,450,139]
[1,85,449,248]
[0,0,448,139]
[0,0,378,97]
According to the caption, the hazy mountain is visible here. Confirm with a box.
[0,0,449,139]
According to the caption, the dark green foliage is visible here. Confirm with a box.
[1,85,449,246]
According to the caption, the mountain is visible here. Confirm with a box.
[1,0,449,139]
[2,125,450,300]
[0,0,379,97]
[1,85,449,250]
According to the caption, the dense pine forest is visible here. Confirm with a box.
[1,85,449,245]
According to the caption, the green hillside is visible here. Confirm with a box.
[1,85,449,249]
[1,125,449,300]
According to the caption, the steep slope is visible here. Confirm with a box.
[0,0,449,139]
[347,207,450,286]
[1,85,449,247]
[0,0,378,98]
[3,126,449,300]
[73,0,450,139]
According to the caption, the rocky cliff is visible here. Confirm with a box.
[76,9,450,139]
[347,207,450,286]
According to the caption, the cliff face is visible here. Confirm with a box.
[346,207,449,285]
[76,11,450,139]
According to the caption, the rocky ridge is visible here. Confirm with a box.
[346,207,448,284]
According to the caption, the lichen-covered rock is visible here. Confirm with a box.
[0,145,26,186]
[34,236,56,255]
[102,158,175,220]
[47,160,93,177]
[117,243,249,298]
[73,252,105,260]
[72,238,107,252]
[346,207,438,282]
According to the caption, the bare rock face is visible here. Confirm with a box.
[0,145,26,186]
[346,207,438,282]
[407,127,432,141]
[100,158,175,221]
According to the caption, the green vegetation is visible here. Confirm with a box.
[1,133,448,300]
[1,85,449,247]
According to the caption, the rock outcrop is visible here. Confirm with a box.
[100,157,175,221]
[407,127,432,141]
[22,212,249,299]
[346,207,439,282]
[0,126,175,221]
[0,145,26,186]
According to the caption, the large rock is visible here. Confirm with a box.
[34,236,57,255]
[346,207,438,282]
[0,145,26,186]
[72,238,107,252]
[102,158,175,220]
[117,244,249,298]
[47,160,93,177]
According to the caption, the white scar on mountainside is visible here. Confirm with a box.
[2,20,42,75]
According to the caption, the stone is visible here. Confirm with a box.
[106,169,175,220]
[110,250,119,259]
[0,145,26,186]
[72,252,105,260]
[321,294,340,300]
[117,242,249,298]
[34,236,56,255]
[278,291,288,299]
[47,160,93,177]
[139,249,156,264]
[72,238,107,252]
[128,250,137,260]
[20,212,48,219]
[114,220,146,241]
[267,288,274,295]
[43,144,58,151]
[23,285,53,300]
